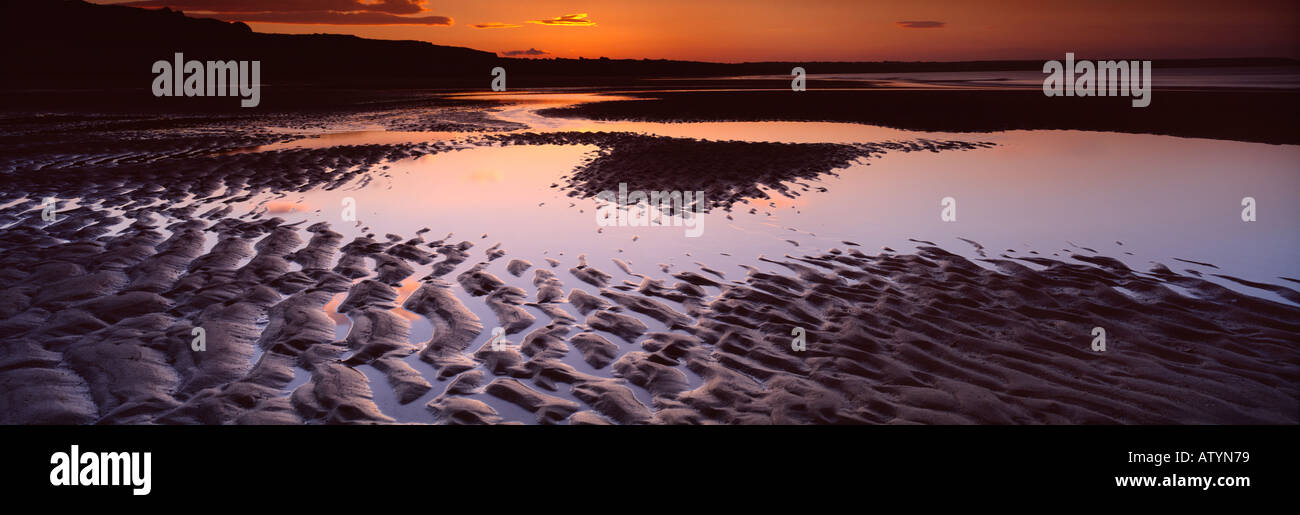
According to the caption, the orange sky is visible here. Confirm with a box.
[97,0,1300,61]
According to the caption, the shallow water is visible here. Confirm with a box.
[237,93,1300,308]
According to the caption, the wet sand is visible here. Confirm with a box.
[1,94,1297,425]
[477,131,992,210]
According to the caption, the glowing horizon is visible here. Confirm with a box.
[92,0,1300,62]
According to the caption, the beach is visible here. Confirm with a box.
[1,87,1296,425]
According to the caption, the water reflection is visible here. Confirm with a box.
[227,92,1299,307]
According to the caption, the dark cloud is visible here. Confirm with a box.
[895,20,946,29]
[528,13,595,27]
[473,22,522,29]
[205,11,451,25]
[121,1,428,14]
[119,1,449,24]
[500,47,549,56]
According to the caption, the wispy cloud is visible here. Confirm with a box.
[501,48,549,56]
[895,20,946,29]
[473,22,522,29]
[120,0,450,25]
[527,13,596,27]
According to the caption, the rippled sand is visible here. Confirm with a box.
[1,96,1296,424]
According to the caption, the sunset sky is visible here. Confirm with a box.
[93,0,1300,62]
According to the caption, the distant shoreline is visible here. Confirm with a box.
[539,88,1300,145]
